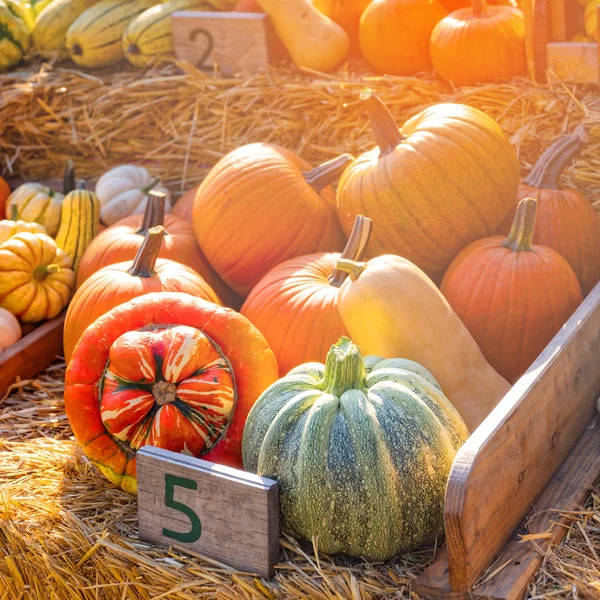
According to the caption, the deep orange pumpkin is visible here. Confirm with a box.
[441,198,583,384]
[172,185,198,223]
[313,0,372,54]
[64,226,221,363]
[0,178,10,220]
[241,215,371,376]
[193,144,349,296]
[64,291,279,494]
[498,128,600,297]
[438,0,515,13]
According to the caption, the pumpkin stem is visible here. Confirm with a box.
[335,258,368,281]
[321,337,367,397]
[303,154,355,194]
[76,179,86,191]
[502,198,537,253]
[33,263,60,281]
[10,204,18,221]
[523,127,585,190]
[360,89,405,157]
[329,215,373,287]
[63,159,75,194]
[141,177,161,195]
[472,0,488,17]
[148,190,166,228]
[128,226,165,278]
[153,381,177,406]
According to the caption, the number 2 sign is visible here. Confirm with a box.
[137,447,280,578]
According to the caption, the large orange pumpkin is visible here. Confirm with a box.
[430,0,526,87]
[193,144,349,296]
[498,128,600,297]
[0,177,10,220]
[313,0,372,54]
[64,226,221,363]
[359,0,447,75]
[241,215,371,376]
[64,291,279,494]
[441,198,583,384]
[438,0,515,16]
[336,91,520,282]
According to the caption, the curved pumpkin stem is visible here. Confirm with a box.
[303,153,355,194]
[335,258,368,281]
[329,214,373,287]
[523,126,585,190]
[502,197,537,253]
[321,336,367,396]
[360,89,405,157]
[472,0,488,17]
[129,225,165,278]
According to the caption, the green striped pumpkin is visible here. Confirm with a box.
[6,183,64,237]
[242,337,469,560]
[65,0,158,68]
[0,1,32,71]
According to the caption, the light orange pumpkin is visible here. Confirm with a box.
[193,145,349,296]
[0,307,21,351]
[312,0,372,54]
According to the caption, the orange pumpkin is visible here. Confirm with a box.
[193,145,349,296]
[241,215,371,376]
[172,185,198,223]
[313,0,372,54]
[439,0,515,12]
[441,198,583,384]
[359,0,447,75]
[64,226,221,363]
[430,0,526,86]
[233,0,262,9]
[0,177,10,220]
[498,128,600,297]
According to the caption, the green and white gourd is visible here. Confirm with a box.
[0,0,32,71]
[242,337,469,560]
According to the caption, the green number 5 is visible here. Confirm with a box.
[163,474,202,543]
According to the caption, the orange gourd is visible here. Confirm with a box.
[441,198,583,384]
[359,0,447,75]
[193,145,349,296]
[241,215,371,376]
[64,226,221,362]
[312,0,372,54]
[430,0,526,86]
[0,177,10,220]
[498,128,600,297]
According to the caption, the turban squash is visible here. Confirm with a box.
[64,292,279,494]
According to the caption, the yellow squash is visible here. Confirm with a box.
[0,217,46,245]
[6,183,64,237]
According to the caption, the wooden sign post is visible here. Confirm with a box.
[137,447,280,578]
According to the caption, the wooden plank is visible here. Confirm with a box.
[0,312,66,399]
[416,417,600,600]
[172,12,277,77]
[546,42,599,83]
[416,281,600,593]
[137,446,280,578]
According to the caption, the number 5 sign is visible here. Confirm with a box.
[137,447,280,578]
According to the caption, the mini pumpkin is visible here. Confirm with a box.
[0,218,46,245]
[0,307,21,351]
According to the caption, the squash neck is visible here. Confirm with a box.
[136,190,166,235]
[321,337,367,397]
[472,0,488,17]
[129,226,165,278]
[360,89,405,157]
[303,154,354,194]
[329,215,372,287]
[523,126,585,190]
[502,198,537,252]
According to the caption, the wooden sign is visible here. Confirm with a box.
[137,446,280,578]
[172,12,278,77]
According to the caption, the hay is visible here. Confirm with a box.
[1,60,600,209]
[0,362,599,599]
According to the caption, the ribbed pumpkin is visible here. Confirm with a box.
[6,183,64,237]
[64,226,221,362]
[193,145,349,296]
[0,231,75,322]
[172,185,198,223]
[430,0,526,86]
[498,128,600,297]
[441,198,583,384]
[65,292,279,494]
[358,0,447,75]
[0,216,46,245]
[76,191,237,307]
[241,215,371,376]
[336,91,520,283]
[0,177,10,219]
[438,0,514,10]
[243,337,469,559]
[312,0,372,54]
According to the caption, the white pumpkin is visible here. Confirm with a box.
[95,165,172,226]
[0,307,22,351]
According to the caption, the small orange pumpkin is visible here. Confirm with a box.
[172,185,198,223]
[0,177,10,220]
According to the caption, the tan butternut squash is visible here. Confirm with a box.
[336,254,511,431]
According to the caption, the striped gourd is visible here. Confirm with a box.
[55,181,100,273]
[31,0,55,14]
[33,0,100,58]
[66,0,159,68]
[123,0,208,67]
[6,183,64,236]
[6,0,35,29]
[0,1,32,70]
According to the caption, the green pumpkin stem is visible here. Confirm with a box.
[523,126,585,190]
[128,226,165,278]
[502,197,537,252]
[322,337,367,397]
[329,215,373,287]
[33,263,60,281]
[360,89,405,157]
[303,154,355,194]
[472,0,487,17]
[335,258,368,281]
[76,179,86,191]
[10,204,18,221]
[63,159,75,194]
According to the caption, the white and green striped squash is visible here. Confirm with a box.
[242,337,469,560]
[6,183,64,236]
[0,1,32,71]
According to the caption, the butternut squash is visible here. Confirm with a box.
[336,255,511,431]
[257,0,349,72]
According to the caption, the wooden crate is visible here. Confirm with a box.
[525,0,600,82]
